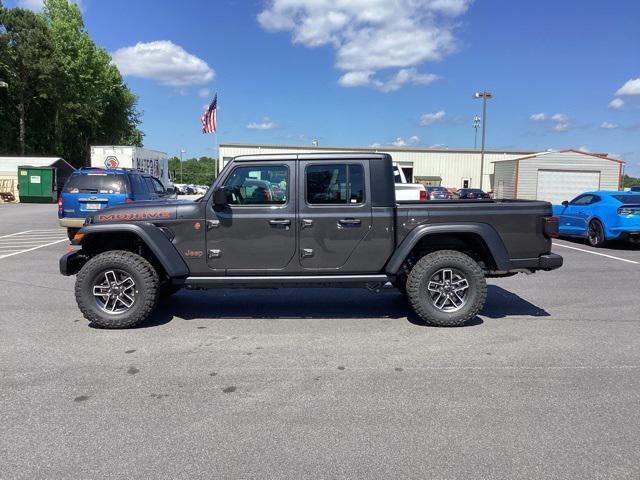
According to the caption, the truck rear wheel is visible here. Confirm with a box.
[406,250,487,327]
[75,250,160,328]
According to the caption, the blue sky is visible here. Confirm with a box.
[11,0,640,174]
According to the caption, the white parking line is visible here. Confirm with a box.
[0,238,68,260]
[553,241,639,265]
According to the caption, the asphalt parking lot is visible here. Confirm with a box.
[1,203,639,479]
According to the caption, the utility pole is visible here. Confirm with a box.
[180,149,186,183]
[473,91,493,190]
[472,115,481,150]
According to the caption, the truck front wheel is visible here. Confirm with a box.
[406,250,487,327]
[75,250,160,328]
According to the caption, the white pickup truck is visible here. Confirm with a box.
[393,163,427,201]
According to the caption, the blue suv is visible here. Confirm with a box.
[59,168,172,239]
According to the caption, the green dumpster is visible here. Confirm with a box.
[17,166,57,203]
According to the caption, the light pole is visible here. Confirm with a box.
[472,115,481,150]
[473,91,493,190]
[180,149,186,183]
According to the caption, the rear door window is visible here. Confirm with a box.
[306,164,365,205]
[64,173,127,194]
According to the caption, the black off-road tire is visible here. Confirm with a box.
[406,250,487,327]
[75,250,160,328]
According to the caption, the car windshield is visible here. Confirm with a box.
[428,187,447,192]
[612,194,640,204]
[64,173,127,194]
[466,189,484,193]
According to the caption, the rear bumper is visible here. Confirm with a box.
[509,253,563,271]
[618,231,640,242]
[60,251,85,276]
[59,218,86,228]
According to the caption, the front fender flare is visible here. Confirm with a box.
[385,223,511,275]
[79,223,190,278]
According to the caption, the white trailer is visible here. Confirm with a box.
[90,146,173,189]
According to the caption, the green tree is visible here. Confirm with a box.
[42,0,143,165]
[169,156,219,185]
[0,5,60,155]
[622,174,640,189]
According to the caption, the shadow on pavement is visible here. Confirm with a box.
[132,284,549,329]
[481,285,550,318]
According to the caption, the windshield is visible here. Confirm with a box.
[427,186,447,192]
[64,173,128,194]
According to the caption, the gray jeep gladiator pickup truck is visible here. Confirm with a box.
[60,153,562,328]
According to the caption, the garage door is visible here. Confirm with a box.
[536,170,601,204]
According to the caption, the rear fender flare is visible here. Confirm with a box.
[79,223,190,278]
[385,223,511,275]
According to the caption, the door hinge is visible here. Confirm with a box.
[208,249,221,259]
[300,248,314,258]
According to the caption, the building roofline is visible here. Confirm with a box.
[492,149,623,164]
[220,142,537,156]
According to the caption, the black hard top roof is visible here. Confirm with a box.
[232,152,391,162]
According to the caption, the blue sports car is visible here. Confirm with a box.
[552,191,640,247]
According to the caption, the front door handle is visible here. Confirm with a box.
[338,218,362,227]
[269,219,291,226]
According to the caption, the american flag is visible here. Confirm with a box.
[201,94,217,133]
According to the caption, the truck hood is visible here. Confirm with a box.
[89,199,194,224]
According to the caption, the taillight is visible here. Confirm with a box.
[57,197,63,215]
[125,197,134,203]
[618,207,637,215]
[420,190,427,201]
[544,216,559,238]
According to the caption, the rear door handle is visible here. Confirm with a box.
[338,218,361,227]
[269,219,291,226]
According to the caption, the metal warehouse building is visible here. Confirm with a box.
[220,143,537,191]
[492,149,623,204]
[219,143,623,202]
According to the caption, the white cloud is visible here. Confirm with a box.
[198,88,212,98]
[18,0,83,11]
[600,121,618,129]
[246,117,275,130]
[550,113,570,131]
[608,98,624,109]
[615,78,640,96]
[258,0,472,91]
[529,112,546,122]
[551,113,568,123]
[111,41,215,86]
[339,68,439,92]
[419,110,446,126]
[391,135,420,147]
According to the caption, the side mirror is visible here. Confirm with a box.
[561,200,569,207]
[166,187,175,195]
[213,187,228,206]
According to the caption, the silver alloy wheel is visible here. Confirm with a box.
[92,269,137,314]
[426,268,470,312]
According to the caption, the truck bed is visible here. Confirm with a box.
[395,199,553,261]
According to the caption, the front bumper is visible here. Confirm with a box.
[60,251,85,276]
[510,253,563,271]
[59,218,86,228]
